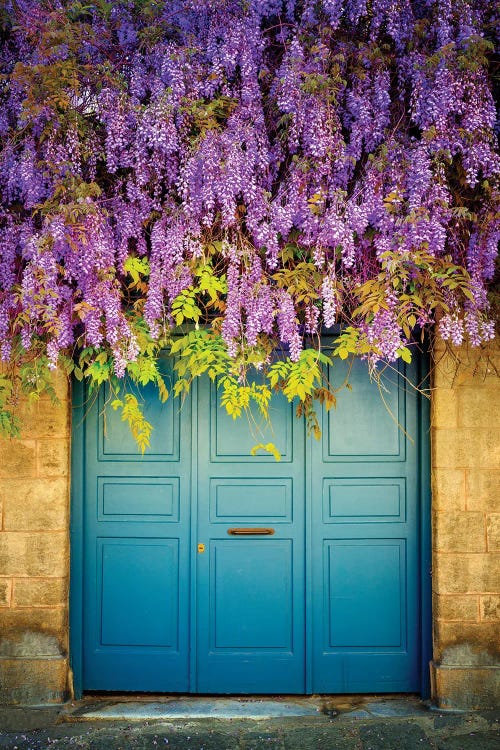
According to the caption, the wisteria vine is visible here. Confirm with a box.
[0,0,499,442]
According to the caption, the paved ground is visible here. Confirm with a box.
[0,697,498,750]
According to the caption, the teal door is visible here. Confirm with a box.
[80,358,192,691]
[195,379,306,692]
[311,357,422,692]
[75,353,428,694]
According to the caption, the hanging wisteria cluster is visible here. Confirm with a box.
[0,0,499,435]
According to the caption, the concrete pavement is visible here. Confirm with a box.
[0,696,498,749]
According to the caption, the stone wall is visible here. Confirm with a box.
[0,373,71,704]
[431,341,500,709]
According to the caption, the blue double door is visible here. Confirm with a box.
[79,355,426,694]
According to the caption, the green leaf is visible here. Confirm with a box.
[124,255,150,283]
[115,393,152,454]
[398,347,412,364]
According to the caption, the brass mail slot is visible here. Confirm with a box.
[227,527,275,536]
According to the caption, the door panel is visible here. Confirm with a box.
[323,478,406,523]
[209,391,294,462]
[325,539,406,648]
[211,540,293,649]
[99,384,179,460]
[209,479,292,523]
[99,538,178,647]
[195,379,306,693]
[324,358,405,461]
[98,477,179,520]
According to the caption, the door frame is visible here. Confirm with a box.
[70,353,431,698]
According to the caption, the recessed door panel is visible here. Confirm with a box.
[210,382,294,462]
[210,478,292,523]
[325,358,405,461]
[325,539,405,648]
[211,540,293,649]
[98,358,179,461]
[323,478,406,523]
[100,539,178,647]
[99,478,179,520]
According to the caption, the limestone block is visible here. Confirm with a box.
[431,468,466,512]
[0,440,36,478]
[36,440,69,477]
[0,608,67,657]
[434,621,500,666]
[0,579,12,607]
[18,400,70,439]
[431,388,459,429]
[486,514,500,551]
[432,342,500,389]
[13,577,67,608]
[433,593,479,622]
[457,386,500,429]
[466,470,500,512]
[480,595,500,621]
[40,369,70,401]
[1,478,68,531]
[433,511,486,552]
[431,663,500,710]
[0,532,68,577]
[0,657,68,704]
[453,356,500,387]
[432,428,500,469]
[433,553,500,594]
[431,346,461,389]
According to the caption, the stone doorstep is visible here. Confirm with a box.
[61,693,432,722]
[0,694,431,730]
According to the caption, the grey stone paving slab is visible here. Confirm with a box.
[157,728,241,750]
[358,720,434,749]
[129,725,243,750]
[365,699,429,718]
[77,698,320,720]
[0,706,63,732]
[435,733,500,750]
[240,730,285,750]
[0,735,32,749]
[341,709,373,718]
[0,721,133,749]
[433,714,471,730]
[0,726,243,750]
[283,726,360,750]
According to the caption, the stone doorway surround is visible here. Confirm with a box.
[0,342,498,708]
[429,341,500,709]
